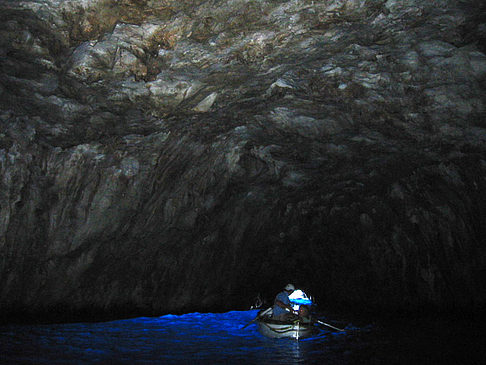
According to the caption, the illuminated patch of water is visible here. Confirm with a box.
[1,310,484,364]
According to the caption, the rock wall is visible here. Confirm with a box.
[1,0,485,321]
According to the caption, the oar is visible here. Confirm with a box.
[241,307,272,329]
[316,320,345,332]
[283,306,344,331]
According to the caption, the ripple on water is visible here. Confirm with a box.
[1,310,484,364]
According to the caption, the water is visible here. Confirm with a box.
[1,310,484,364]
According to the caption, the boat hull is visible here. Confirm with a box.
[257,318,317,339]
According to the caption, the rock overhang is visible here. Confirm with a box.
[0,0,486,321]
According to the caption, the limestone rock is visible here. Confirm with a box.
[0,0,485,321]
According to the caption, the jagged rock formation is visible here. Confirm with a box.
[1,0,485,322]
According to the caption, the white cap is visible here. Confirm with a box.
[284,283,295,291]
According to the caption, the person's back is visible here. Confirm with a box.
[272,284,297,321]
[273,290,291,318]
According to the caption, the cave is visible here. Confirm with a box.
[1,0,485,324]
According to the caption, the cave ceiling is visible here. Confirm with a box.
[1,0,486,317]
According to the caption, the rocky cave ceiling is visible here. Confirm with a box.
[1,0,486,320]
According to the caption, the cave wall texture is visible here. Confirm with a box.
[1,0,486,321]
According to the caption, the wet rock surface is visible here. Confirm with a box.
[1,0,485,321]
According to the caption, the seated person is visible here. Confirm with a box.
[272,283,298,321]
[297,305,313,324]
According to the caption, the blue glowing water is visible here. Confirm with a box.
[1,310,484,364]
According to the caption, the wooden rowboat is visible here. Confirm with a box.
[256,315,318,339]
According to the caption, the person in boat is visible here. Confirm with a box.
[297,304,314,324]
[272,283,298,321]
[250,293,264,310]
